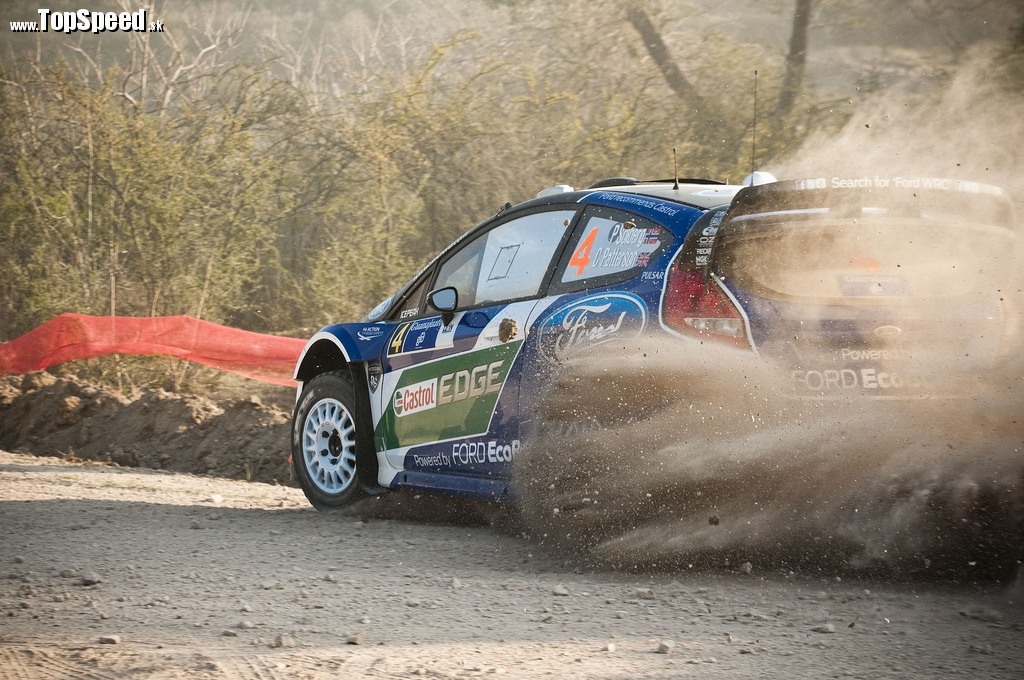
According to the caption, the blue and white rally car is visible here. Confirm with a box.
[291,176,1018,510]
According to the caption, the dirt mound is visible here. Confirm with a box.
[0,373,294,485]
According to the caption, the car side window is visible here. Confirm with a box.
[550,206,670,293]
[390,275,432,320]
[433,209,576,308]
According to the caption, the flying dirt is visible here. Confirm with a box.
[514,335,1024,578]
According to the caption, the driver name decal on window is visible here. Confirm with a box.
[562,216,663,283]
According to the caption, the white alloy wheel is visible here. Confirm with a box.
[301,397,357,495]
[291,371,367,510]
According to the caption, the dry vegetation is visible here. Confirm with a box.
[2,0,1020,391]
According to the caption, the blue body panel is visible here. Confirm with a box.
[311,322,392,363]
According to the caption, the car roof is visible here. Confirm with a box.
[590,182,746,210]
[533,179,746,212]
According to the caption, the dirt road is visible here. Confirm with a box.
[1,449,1022,679]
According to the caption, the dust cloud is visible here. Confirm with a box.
[514,53,1024,580]
[773,50,1024,207]
[514,337,1023,579]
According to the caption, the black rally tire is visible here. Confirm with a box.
[291,371,367,510]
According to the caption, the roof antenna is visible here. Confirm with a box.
[672,148,679,190]
[750,70,758,185]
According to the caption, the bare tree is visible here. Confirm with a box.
[776,0,813,118]
[626,4,701,108]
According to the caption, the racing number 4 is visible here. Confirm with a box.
[568,227,598,276]
[389,323,410,355]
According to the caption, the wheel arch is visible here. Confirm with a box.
[293,335,383,494]
[295,333,351,383]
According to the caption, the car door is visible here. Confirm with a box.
[372,207,578,488]
[532,203,675,363]
[511,202,680,437]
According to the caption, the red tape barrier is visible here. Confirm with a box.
[0,314,306,386]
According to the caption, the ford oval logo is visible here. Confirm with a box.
[874,325,902,339]
[537,293,647,364]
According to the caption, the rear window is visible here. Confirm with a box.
[716,219,1017,300]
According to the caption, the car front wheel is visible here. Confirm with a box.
[292,371,366,510]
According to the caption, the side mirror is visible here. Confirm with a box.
[428,287,458,312]
[427,287,458,326]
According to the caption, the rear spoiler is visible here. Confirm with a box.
[724,177,1015,230]
[675,176,1016,276]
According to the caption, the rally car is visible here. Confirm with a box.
[290,175,1018,510]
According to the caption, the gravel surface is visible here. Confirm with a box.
[2,449,1023,679]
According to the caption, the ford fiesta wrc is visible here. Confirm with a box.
[290,175,1018,510]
